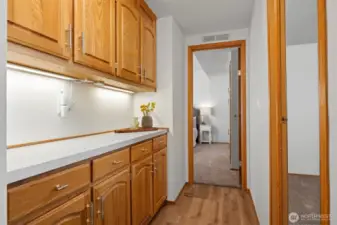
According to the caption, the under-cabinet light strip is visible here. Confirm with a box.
[7,63,76,81]
[7,64,134,94]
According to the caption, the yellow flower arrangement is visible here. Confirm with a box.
[140,102,156,116]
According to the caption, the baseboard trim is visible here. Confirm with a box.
[212,142,230,144]
[288,173,319,177]
[165,182,188,205]
[246,188,260,224]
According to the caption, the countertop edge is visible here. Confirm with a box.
[7,130,167,184]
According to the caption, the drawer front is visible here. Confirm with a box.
[131,140,153,162]
[92,148,130,181]
[8,163,91,222]
[153,135,167,152]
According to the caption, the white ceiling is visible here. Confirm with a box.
[194,49,232,75]
[286,0,318,45]
[146,0,254,34]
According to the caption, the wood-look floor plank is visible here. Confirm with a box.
[150,184,259,225]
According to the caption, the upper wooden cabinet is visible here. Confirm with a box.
[74,0,116,74]
[140,2,157,88]
[131,155,153,225]
[27,191,91,225]
[93,168,131,225]
[7,0,157,92]
[7,0,73,60]
[116,0,141,83]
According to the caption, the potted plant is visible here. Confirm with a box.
[140,102,156,128]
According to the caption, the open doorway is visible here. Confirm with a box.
[192,48,240,187]
[188,40,247,190]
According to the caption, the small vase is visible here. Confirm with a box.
[141,115,153,128]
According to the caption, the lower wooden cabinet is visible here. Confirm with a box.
[131,155,154,225]
[8,135,168,225]
[153,148,167,214]
[93,168,131,225]
[27,191,91,225]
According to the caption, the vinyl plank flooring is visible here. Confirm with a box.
[151,184,259,225]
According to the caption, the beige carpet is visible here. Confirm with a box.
[288,174,320,224]
[194,143,240,187]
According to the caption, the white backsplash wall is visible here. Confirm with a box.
[7,68,133,145]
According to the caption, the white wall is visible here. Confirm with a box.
[193,55,230,142]
[7,69,133,145]
[248,0,270,224]
[133,16,186,201]
[327,0,337,223]
[185,28,250,181]
[0,0,7,223]
[287,43,320,175]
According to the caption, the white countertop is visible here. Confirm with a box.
[7,130,167,184]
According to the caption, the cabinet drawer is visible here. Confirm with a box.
[8,163,91,222]
[92,148,130,182]
[131,140,153,162]
[153,135,167,152]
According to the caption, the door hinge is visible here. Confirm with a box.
[281,116,288,124]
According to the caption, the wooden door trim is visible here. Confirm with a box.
[267,0,330,224]
[187,40,247,191]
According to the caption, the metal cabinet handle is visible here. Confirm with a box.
[141,148,148,152]
[112,160,123,165]
[97,197,104,221]
[55,184,68,191]
[100,197,104,220]
[78,32,85,53]
[86,203,93,224]
[65,24,73,49]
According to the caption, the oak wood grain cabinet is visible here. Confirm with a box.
[131,155,154,225]
[140,2,157,88]
[93,168,131,225]
[153,148,167,214]
[74,0,116,74]
[8,163,91,224]
[8,134,167,225]
[7,0,73,60]
[117,0,141,83]
[26,191,92,225]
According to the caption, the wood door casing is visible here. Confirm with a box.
[74,0,115,74]
[117,0,141,83]
[140,6,156,88]
[94,168,131,225]
[131,155,153,225]
[7,0,73,60]
[27,191,91,225]
[153,148,167,214]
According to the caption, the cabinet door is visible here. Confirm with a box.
[27,191,91,225]
[140,6,156,88]
[74,0,115,73]
[7,0,73,60]
[117,0,141,83]
[93,168,131,225]
[132,155,153,225]
[153,148,167,213]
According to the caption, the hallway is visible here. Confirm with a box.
[150,184,259,225]
[194,143,240,187]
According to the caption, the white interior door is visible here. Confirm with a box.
[230,48,240,170]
